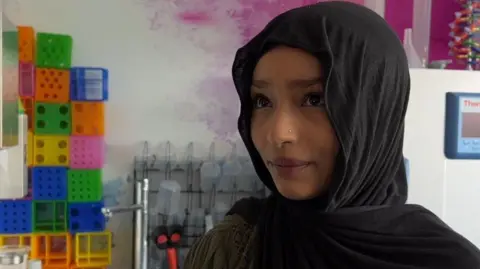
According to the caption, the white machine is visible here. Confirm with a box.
[406,69,480,249]
[0,11,28,199]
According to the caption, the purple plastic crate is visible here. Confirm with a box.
[19,62,35,97]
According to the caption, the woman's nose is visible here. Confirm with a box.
[267,110,298,148]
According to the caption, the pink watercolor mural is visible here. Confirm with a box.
[136,0,375,140]
[139,0,373,140]
[138,0,467,139]
[173,76,240,141]
[195,77,240,140]
[178,11,214,25]
[140,0,342,140]
[171,0,364,42]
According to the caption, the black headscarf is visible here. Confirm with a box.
[228,2,480,269]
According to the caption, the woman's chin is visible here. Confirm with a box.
[276,185,319,201]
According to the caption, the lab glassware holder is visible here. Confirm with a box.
[131,141,265,269]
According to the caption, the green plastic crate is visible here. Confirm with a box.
[36,32,73,69]
[34,102,71,135]
[33,201,67,232]
[68,169,103,202]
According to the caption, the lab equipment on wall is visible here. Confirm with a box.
[0,23,112,269]
[445,92,480,159]
[130,141,264,269]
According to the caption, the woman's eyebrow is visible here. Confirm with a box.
[287,77,322,88]
[251,79,269,88]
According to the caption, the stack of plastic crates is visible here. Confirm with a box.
[0,26,111,269]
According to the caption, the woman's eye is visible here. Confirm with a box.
[252,95,271,109]
[303,93,325,107]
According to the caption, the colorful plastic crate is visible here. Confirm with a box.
[35,68,71,103]
[0,200,33,234]
[69,137,105,169]
[32,200,67,232]
[36,33,73,69]
[4,26,111,269]
[74,231,112,267]
[34,102,72,135]
[17,26,35,63]
[32,167,68,200]
[68,202,106,233]
[70,67,108,101]
[67,169,103,202]
[71,102,105,136]
[19,62,35,97]
[31,232,72,267]
[33,135,70,166]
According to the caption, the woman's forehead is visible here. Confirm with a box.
[253,47,323,82]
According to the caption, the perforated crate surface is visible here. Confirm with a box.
[36,32,73,69]
[32,167,68,200]
[0,200,33,234]
[34,102,71,135]
[68,169,103,202]
[68,202,106,233]
[70,136,105,168]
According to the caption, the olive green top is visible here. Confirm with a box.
[184,214,256,269]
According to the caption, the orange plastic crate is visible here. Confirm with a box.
[71,102,105,135]
[31,232,72,267]
[18,26,35,63]
[69,264,107,269]
[35,68,70,103]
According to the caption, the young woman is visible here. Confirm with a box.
[184,2,480,268]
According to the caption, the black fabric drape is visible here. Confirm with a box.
[228,2,480,268]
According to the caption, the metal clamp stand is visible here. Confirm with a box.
[102,177,150,269]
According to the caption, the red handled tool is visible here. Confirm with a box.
[152,224,183,269]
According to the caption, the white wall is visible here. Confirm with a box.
[405,69,480,247]
[5,0,480,267]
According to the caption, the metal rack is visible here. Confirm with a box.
[102,172,150,269]
[126,141,265,269]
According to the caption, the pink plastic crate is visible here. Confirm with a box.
[70,136,105,169]
[19,62,35,97]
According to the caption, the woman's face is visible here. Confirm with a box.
[250,46,339,200]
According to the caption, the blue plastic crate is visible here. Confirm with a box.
[0,200,33,233]
[68,201,106,233]
[70,67,109,101]
[32,167,68,200]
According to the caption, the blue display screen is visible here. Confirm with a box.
[460,98,480,138]
[445,92,480,159]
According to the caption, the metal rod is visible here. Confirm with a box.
[102,177,149,269]
[102,205,143,217]
[141,178,150,269]
[134,178,143,269]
